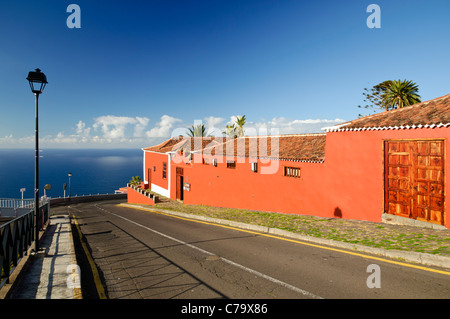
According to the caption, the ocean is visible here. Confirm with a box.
[0,148,143,199]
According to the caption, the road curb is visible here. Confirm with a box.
[120,203,450,270]
[68,219,83,299]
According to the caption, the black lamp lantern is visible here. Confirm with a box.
[27,68,48,94]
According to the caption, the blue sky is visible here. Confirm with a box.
[0,0,449,148]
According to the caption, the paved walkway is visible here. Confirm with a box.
[7,214,81,299]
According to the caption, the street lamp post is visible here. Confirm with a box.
[68,172,72,199]
[27,68,47,253]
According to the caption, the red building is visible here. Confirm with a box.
[129,94,450,229]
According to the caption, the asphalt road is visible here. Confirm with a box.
[65,200,450,300]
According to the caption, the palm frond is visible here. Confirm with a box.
[382,79,421,110]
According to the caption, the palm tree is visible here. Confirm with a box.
[186,124,210,137]
[222,124,238,138]
[223,115,246,138]
[129,176,142,186]
[382,79,421,110]
[235,115,246,137]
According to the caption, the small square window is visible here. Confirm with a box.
[226,160,236,169]
[284,166,300,178]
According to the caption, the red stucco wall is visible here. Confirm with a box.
[323,127,449,228]
[175,127,449,228]
[144,151,170,191]
[127,186,155,205]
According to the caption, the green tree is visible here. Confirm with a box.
[235,115,246,137]
[223,115,246,138]
[357,80,392,116]
[129,176,142,186]
[382,79,421,110]
[186,124,210,137]
[357,80,421,117]
[222,124,238,138]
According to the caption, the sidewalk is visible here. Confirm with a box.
[5,214,81,299]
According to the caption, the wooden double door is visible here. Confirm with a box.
[384,139,446,226]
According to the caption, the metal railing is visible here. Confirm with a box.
[0,198,35,209]
[0,202,49,289]
[0,198,49,218]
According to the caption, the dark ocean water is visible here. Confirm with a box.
[0,149,143,199]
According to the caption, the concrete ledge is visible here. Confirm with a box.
[68,219,82,299]
[121,203,450,270]
[50,194,126,207]
[382,213,446,230]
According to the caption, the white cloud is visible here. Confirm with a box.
[51,132,78,144]
[204,116,225,129]
[178,115,345,138]
[0,134,34,146]
[145,115,182,138]
[0,114,346,149]
[0,134,14,144]
[0,115,153,148]
[93,115,139,140]
[246,117,345,135]
[76,120,91,137]
[133,116,150,137]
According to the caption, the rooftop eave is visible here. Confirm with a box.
[321,122,350,132]
[323,122,450,132]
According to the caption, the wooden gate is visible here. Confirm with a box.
[384,140,446,225]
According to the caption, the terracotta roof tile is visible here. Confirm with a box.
[204,134,326,162]
[143,137,218,153]
[326,94,450,132]
[143,137,184,153]
[143,134,327,162]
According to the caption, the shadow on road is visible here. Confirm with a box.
[71,204,228,299]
